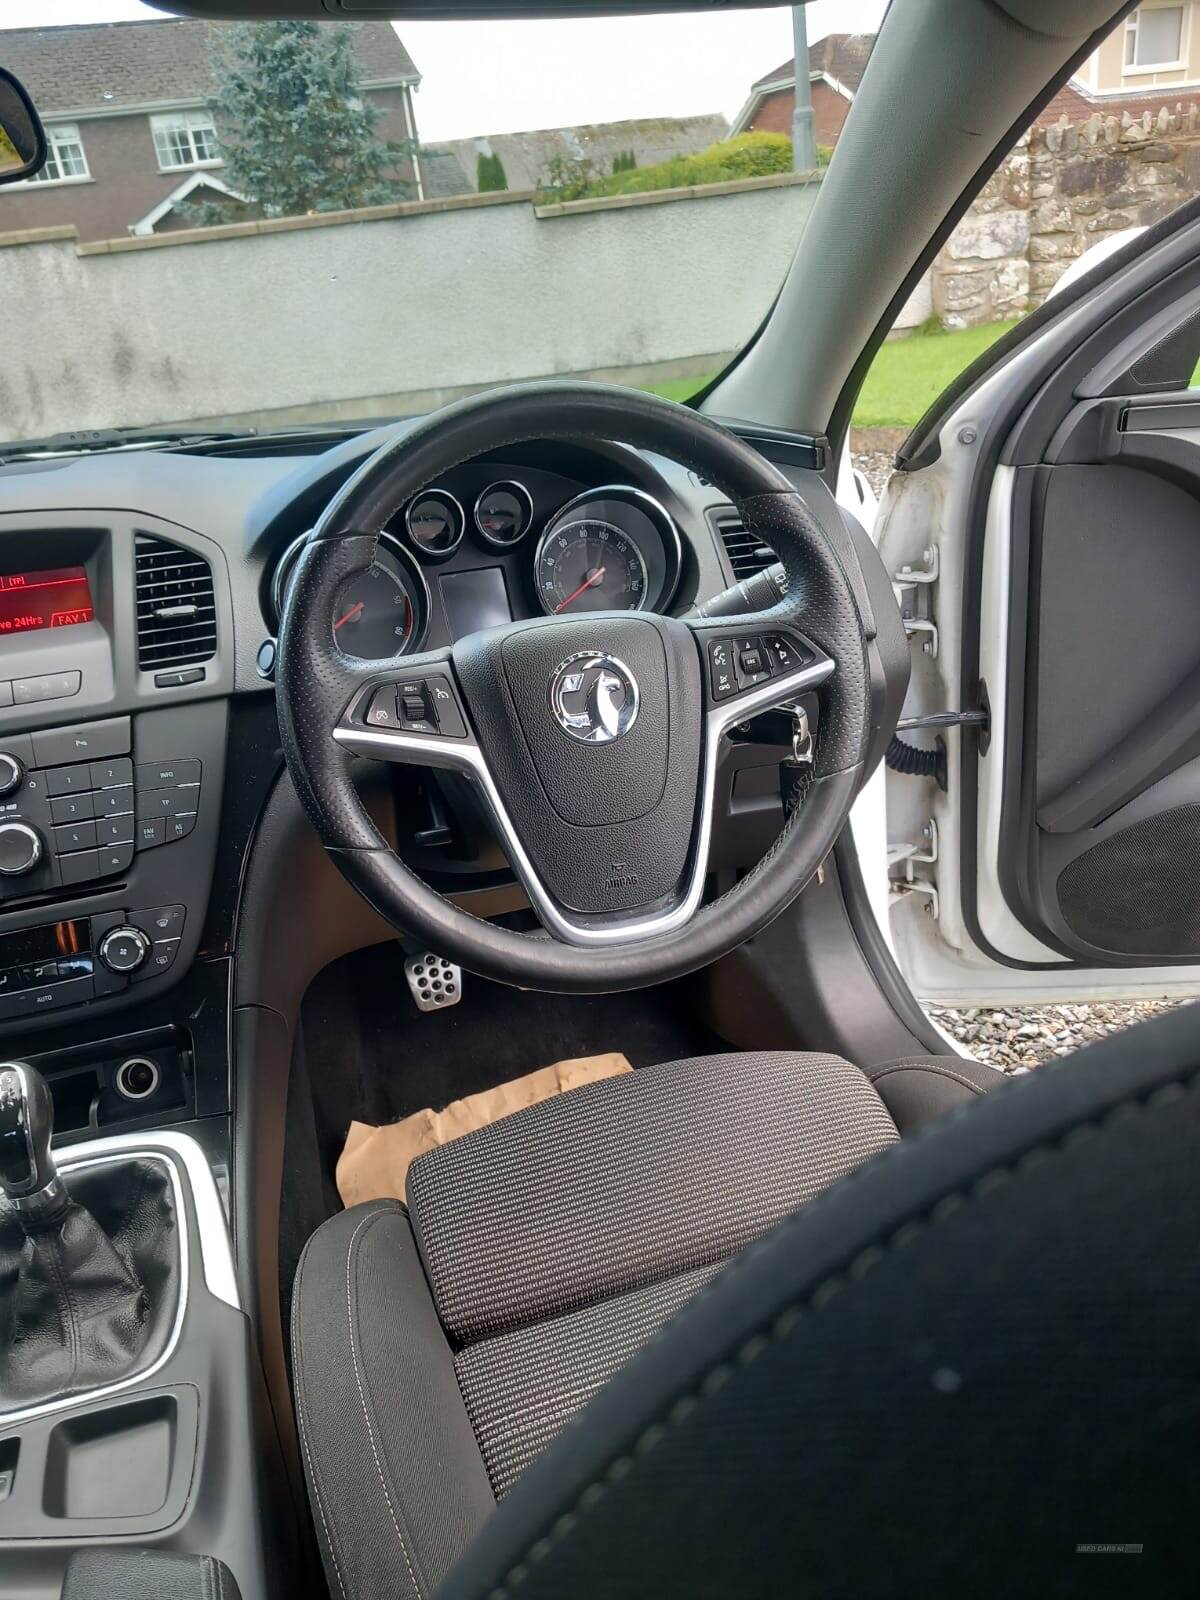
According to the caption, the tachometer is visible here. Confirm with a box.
[271,531,428,660]
[534,518,649,614]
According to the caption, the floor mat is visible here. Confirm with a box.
[297,939,725,1203]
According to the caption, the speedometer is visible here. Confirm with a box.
[534,518,649,614]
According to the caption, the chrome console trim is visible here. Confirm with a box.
[0,1130,238,1428]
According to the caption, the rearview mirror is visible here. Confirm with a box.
[0,68,46,187]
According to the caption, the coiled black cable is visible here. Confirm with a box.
[885,734,941,780]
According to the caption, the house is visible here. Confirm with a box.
[737,9,1200,151]
[1040,3,1200,121]
[426,113,730,195]
[731,34,874,147]
[0,17,424,241]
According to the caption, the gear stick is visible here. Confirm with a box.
[0,1061,69,1225]
[0,1061,181,1413]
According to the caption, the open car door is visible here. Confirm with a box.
[878,196,1200,1006]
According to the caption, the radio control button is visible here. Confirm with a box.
[49,793,94,825]
[0,752,23,797]
[59,849,99,886]
[54,820,97,853]
[0,821,43,877]
[45,764,91,796]
[166,811,197,843]
[135,759,201,790]
[96,814,135,847]
[90,758,133,789]
[137,818,166,849]
[32,718,130,768]
[94,785,134,818]
[97,842,134,876]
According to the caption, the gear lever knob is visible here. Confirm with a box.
[0,1061,68,1225]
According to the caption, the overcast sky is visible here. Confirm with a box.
[0,2,888,143]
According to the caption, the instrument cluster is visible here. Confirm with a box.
[270,466,684,661]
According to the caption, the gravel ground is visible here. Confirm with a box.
[851,449,895,501]
[928,999,1187,1072]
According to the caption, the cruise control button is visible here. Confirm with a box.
[423,675,467,738]
[365,687,402,729]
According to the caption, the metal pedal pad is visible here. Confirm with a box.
[405,951,462,1012]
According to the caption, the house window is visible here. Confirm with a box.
[28,124,89,184]
[1124,6,1185,69]
[151,110,221,172]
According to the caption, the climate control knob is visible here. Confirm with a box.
[0,820,43,877]
[0,752,24,798]
[98,926,151,975]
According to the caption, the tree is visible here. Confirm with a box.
[476,151,508,192]
[611,150,638,175]
[186,21,414,225]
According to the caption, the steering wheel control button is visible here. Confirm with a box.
[764,633,803,672]
[0,752,25,796]
[367,687,403,729]
[423,676,467,738]
[733,636,772,689]
[707,639,737,701]
[0,821,43,876]
[98,926,150,975]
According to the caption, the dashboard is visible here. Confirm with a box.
[0,416,900,1081]
[269,458,688,661]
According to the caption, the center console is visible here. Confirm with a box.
[0,513,235,1040]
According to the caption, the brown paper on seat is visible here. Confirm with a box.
[335,1052,632,1207]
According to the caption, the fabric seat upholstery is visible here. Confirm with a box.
[292,1049,971,1600]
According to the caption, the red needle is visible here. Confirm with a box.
[554,566,607,614]
[334,601,364,631]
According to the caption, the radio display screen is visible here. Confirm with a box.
[0,566,94,635]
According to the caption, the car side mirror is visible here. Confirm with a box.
[0,68,46,186]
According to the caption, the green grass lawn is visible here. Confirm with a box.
[642,320,1020,428]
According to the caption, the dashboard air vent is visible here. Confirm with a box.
[135,535,217,671]
[713,509,777,582]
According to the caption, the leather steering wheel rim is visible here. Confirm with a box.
[275,381,871,994]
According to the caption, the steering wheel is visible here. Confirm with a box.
[276,383,871,994]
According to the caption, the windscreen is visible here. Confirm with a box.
[0,2,872,445]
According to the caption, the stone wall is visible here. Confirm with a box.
[931,106,1200,328]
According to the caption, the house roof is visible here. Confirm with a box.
[749,33,876,96]
[427,113,730,195]
[0,17,419,118]
[1035,77,1200,126]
